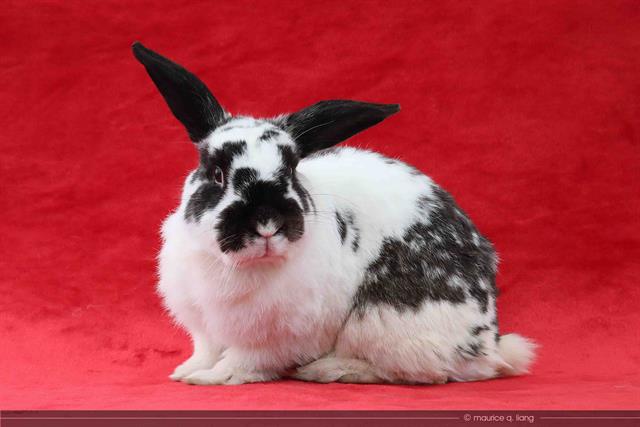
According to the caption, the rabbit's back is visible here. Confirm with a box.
[297,146,506,383]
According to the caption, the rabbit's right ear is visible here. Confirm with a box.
[132,42,225,142]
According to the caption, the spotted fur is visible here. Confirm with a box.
[132,42,536,386]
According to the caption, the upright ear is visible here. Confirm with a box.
[283,100,400,157]
[132,42,226,142]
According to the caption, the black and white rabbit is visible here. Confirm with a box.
[133,42,535,385]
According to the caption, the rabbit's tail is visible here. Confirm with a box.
[497,333,537,376]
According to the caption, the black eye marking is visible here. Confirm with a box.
[233,167,259,192]
[214,166,224,185]
[259,129,280,141]
[186,140,248,222]
[184,182,224,222]
[190,169,205,184]
[196,141,247,183]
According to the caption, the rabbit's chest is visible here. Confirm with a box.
[199,279,332,348]
[213,302,300,347]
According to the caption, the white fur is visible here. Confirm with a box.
[158,119,535,385]
[497,334,538,376]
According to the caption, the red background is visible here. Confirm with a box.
[1,0,639,410]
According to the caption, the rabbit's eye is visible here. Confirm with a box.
[213,166,224,185]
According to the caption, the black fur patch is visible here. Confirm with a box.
[190,148,216,183]
[472,325,491,336]
[190,168,206,184]
[492,318,500,342]
[216,179,304,253]
[233,167,259,193]
[184,141,247,222]
[277,145,313,213]
[352,186,497,316]
[198,141,247,181]
[345,211,360,252]
[336,211,347,243]
[335,210,360,251]
[457,341,486,359]
[351,230,360,252]
[291,173,313,213]
[278,145,299,169]
[185,182,224,222]
[259,129,280,141]
[218,141,247,159]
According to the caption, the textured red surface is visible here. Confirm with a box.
[1,0,639,410]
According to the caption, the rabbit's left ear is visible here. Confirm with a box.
[283,100,400,157]
[132,42,226,142]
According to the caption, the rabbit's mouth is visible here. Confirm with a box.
[222,233,291,267]
[239,253,287,267]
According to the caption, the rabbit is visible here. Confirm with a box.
[132,42,536,385]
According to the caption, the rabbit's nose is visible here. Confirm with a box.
[256,221,282,238]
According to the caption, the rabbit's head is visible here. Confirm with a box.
[133,43,398,266]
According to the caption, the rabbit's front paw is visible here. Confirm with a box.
[182,367,274,385]
[182,351,278,385]
[182,368,230,385]
[169,354,216,381]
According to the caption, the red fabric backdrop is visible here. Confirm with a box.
[1,0,639,410]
